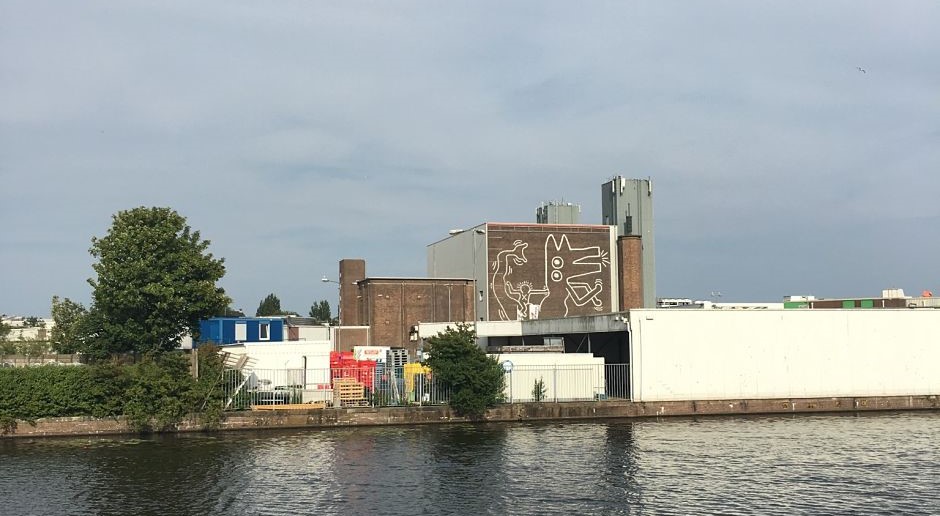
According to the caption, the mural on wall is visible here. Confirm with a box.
[490,233,610,321]
[546,234,610,317]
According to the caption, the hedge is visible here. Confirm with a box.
[0,350,227,433]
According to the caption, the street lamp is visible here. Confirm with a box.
[320,276,342,347]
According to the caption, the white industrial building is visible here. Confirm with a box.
[202,305,940,407]
[418,307,940,403]
[627,309,940,401]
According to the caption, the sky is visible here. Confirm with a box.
[2,1,939,317]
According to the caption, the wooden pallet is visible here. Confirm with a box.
[251,401,327,411]
[333,378,367,405]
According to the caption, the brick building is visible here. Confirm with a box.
[335,259,474,354]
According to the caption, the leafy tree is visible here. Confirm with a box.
[74,308,127,360]
[424,323,505,418]
[17,336,49,360]
[256,293,284,317]
[308,300,332,323]
[50,296,89,353]
[87,207,229,356]
[0,321,10,341]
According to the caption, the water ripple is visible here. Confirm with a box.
[1,412,938,515]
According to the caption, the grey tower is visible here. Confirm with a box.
[601,176,655,307]
[536,201,581,224]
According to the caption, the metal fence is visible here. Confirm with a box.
[505,364,631,403]
[219,364,631,411]
[0,353,85,367]
[218,366,452,410]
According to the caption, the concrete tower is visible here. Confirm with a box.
[601,176,655,307]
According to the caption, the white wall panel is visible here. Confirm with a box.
[630,309,940,401]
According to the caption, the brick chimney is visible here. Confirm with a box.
[338,259,365,326]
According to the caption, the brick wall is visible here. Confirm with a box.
[618,235,643,310]
[338,259,365,326]
[335,327,369,352]
[357,278,474,354]
[485,224,615,320]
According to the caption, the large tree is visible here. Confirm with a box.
[88,207,229,355]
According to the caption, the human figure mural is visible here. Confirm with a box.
[490,240,550,321]
[490,233,610,320]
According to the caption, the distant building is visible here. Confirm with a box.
[601,176,655,307]
[0,316,53,341]
[536,201,581,224]
[657,298,784,310]
[782,289,920,309]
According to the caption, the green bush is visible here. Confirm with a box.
[424,323,505,419]
[532,377,547,402]
[188,344,231,429]
[123,354,194,432]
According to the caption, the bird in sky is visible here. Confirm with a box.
[857,66,867,73]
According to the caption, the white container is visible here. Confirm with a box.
[354,346,392,363]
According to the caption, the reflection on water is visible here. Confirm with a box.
[2,412,939,515]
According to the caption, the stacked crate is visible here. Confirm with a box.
[386,348,409,370]
[329,351,376,389]
[329,351,375,406]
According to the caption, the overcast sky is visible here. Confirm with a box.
[2,1,939,317]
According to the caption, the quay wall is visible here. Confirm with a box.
[3,395,939,438]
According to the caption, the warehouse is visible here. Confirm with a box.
[419,307,940,403]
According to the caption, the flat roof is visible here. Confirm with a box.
[361,276,473,282]
[427,221,612,246]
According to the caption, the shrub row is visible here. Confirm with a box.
[0,350,227,433]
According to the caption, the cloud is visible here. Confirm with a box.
[2,1,939,314]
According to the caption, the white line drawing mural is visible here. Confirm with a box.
[491,240,549,321]
[545,234,610,317]
[490,234,609,321]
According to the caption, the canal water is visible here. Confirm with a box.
[1,411,938,515]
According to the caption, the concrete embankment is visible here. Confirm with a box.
[4,394,939,438]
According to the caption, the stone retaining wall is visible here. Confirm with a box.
[4,395,939,438]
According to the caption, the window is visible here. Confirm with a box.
[259,322,270,341]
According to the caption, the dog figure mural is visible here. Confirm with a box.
[544,234,610,317]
